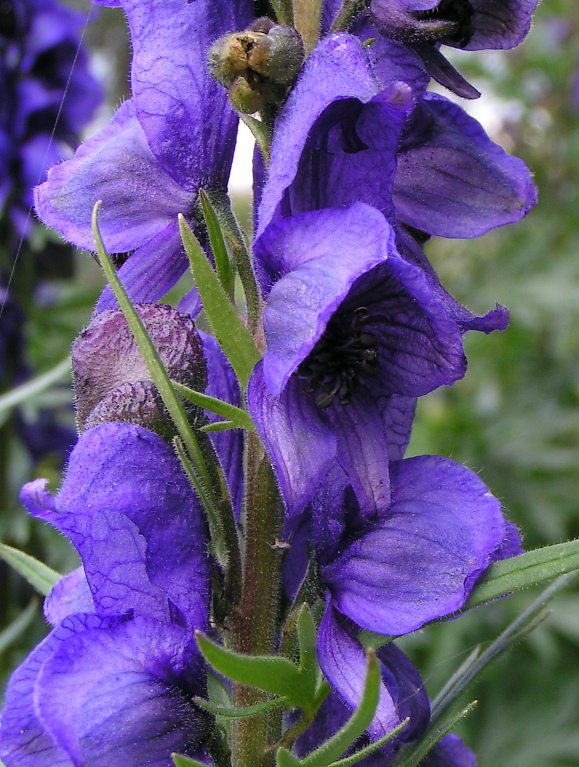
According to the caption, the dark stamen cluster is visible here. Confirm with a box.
[297,307,378,409]
[415,0,475,48]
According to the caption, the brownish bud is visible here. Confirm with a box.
[208,22,305,114]
[72,304,207,439]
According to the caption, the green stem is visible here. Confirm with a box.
[229,432,285,767]
[293,0,322,54]
[330,0,369,33]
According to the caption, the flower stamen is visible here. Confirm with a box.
[297,307,378,408]
[414,0,475,47]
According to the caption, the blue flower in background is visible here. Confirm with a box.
[0,0,102,238]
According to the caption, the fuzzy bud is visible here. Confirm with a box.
[208,20,305,114]
[72,304,207,439]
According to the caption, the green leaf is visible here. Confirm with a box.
[92,202,216,517]
[299,650,381,767]
[327,718,409,767]
[171,381,255,432]
[0,600,38,654]
[277,749,302,767]
[172,755,208,767]
[196,632,312,710]
[429,573,575,729]
[466,540,579,609]
[195,695,288,719]
[179,214,261,389]
[199,189,234,296]
[393,702,477,767]
[0,544,61,596]
[297,605,318,695]
[239,114,271,165]
[0,356,71,416]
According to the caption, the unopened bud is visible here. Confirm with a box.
[72,304,207,439]
[208,20,305,114]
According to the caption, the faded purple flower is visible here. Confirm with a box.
[34,0,252,310]
[0,422,212,767]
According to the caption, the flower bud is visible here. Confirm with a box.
[208,20,305,114]
[72,304,207,439]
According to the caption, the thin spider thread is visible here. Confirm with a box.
[0,1,95,321]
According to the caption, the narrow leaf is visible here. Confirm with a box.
[200,421,238,433]
[172,755,208,767]
[328,718,409,767]
[277,749,301,767]
[466,540,579,609]
[0,544,60,596]
[171,381,255,432]
[239,114,271,165]
[196,632,310,709]
[179,214,261,389]
[92,202,216,517]
[297,605,318,697]
[0,600,38,654]
[430,573,575,726]
[0,357,71,415]
[393,702,477,767]
[199,189,234,296]
[300,650,381,767]
[195,695,288,719]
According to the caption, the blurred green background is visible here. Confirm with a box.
[1,1,579,765]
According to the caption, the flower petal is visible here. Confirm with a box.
[95,219,187,311]
[394,94,537,238]
[324,455,507,635]
[36,616,208,767]
[317,605,403,738]
[248,364,336,517]
[256,204,395,392]
[121,0,252,191]
[0,614,127,767]
[256,34,380,238]
[23,423,209,631]
[34,100,193,253]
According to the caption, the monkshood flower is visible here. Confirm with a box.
[364,1,538,98]
[369,0,538,51]
[0,0,101,236]
[255,33,536,245]
[249,202,505,517]
[285,455,519,745]
[0,422,212,767]
[34,0,252,311]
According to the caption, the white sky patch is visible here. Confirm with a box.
[228,120,256,197]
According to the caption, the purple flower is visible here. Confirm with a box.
[285,455,518,738]
[248,202,499,517]
[34,0,252,310]
[0,423,212,767]
[369,0,538,51]
[296,642,430,758]
[256,33,536,244]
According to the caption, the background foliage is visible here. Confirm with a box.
[1,1,578,764]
